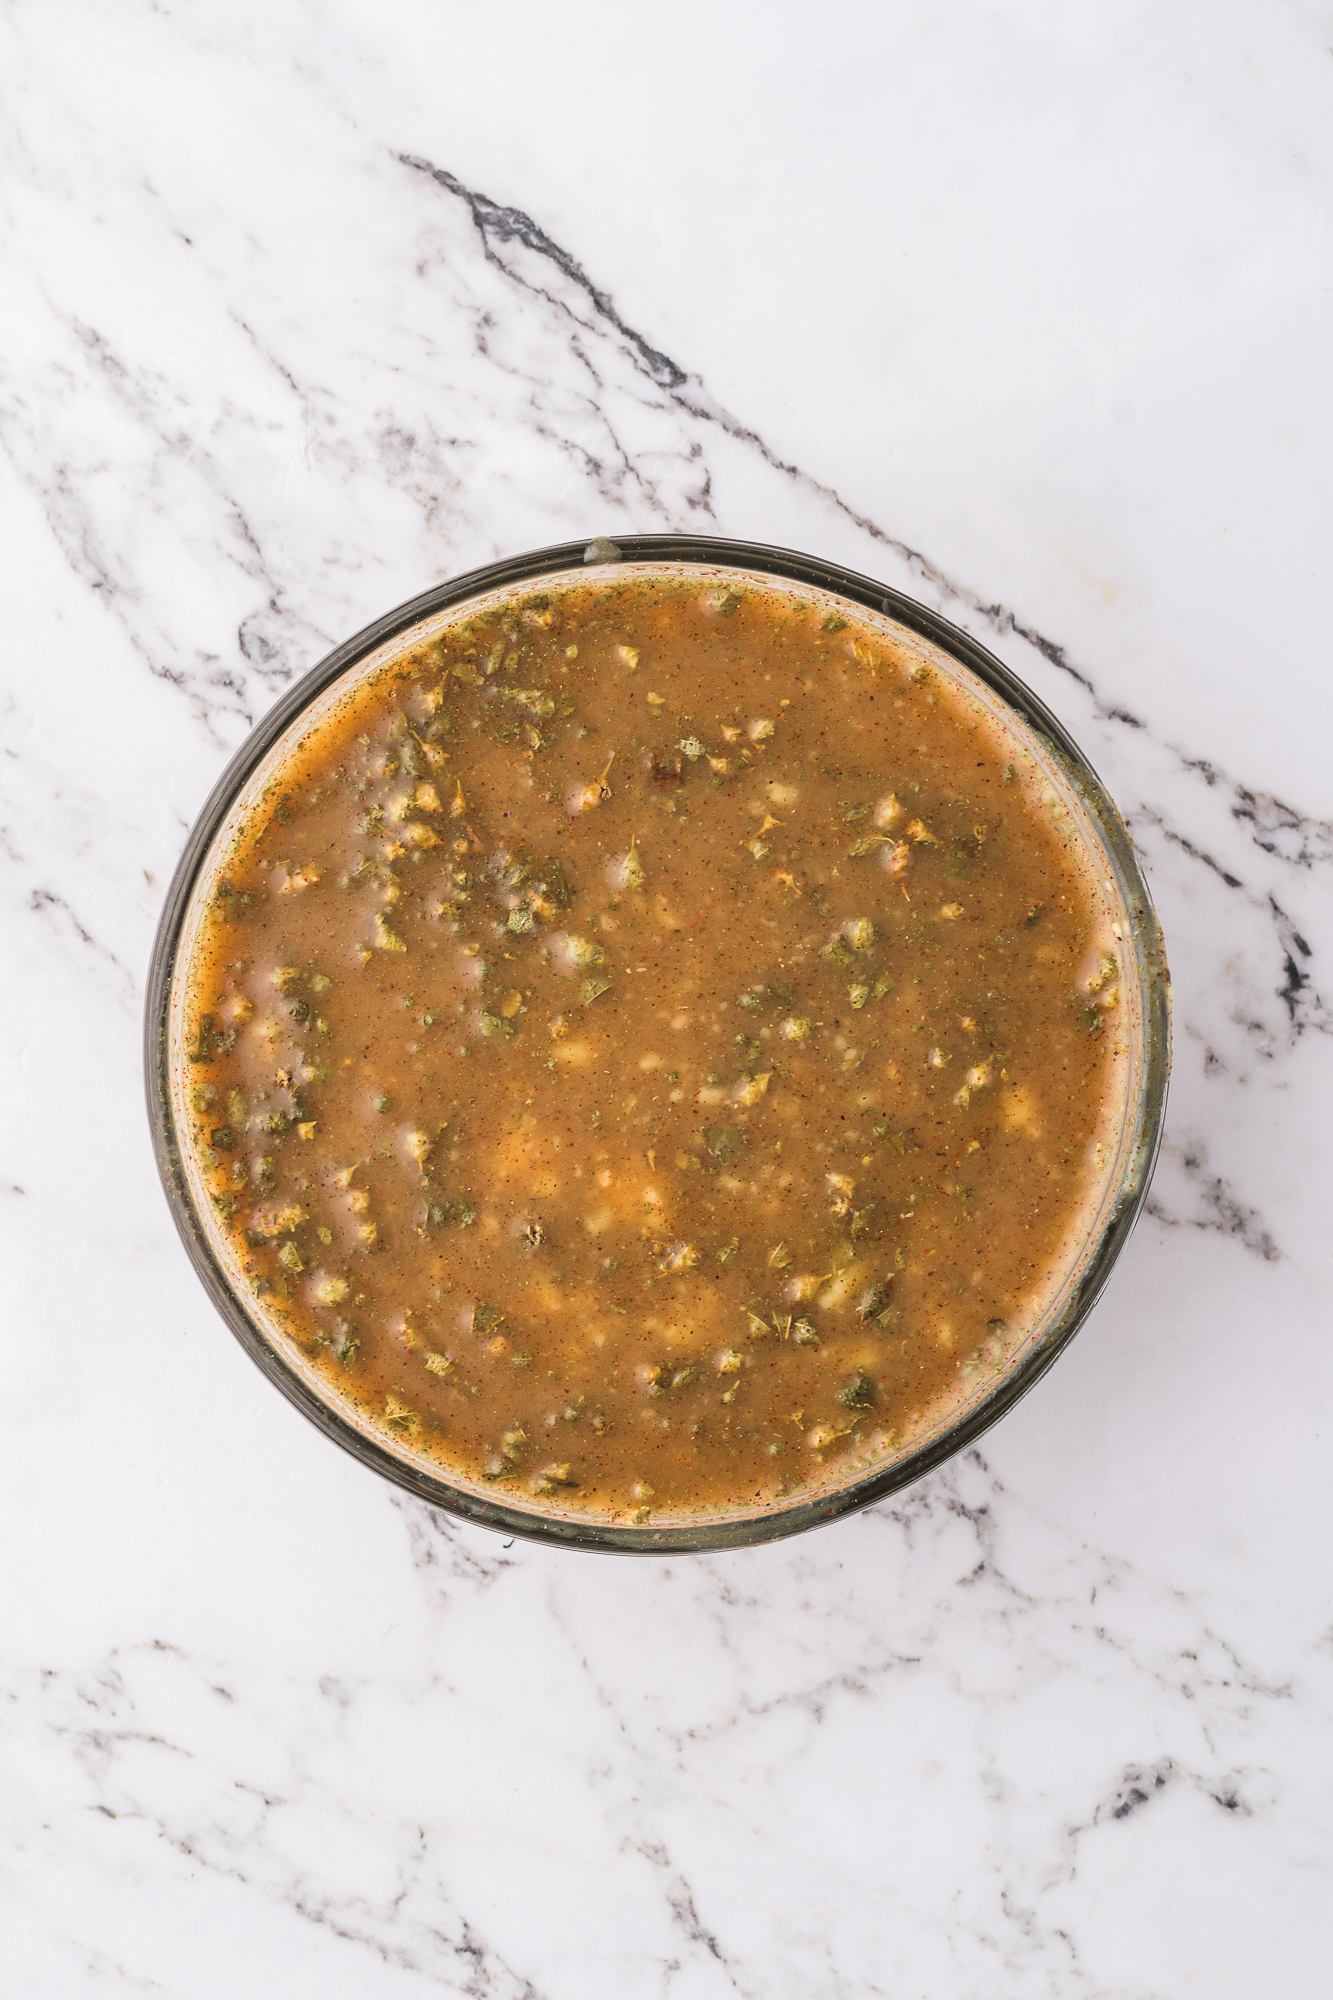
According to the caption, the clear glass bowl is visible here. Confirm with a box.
[145,535,1170,1553]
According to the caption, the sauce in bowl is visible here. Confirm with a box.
[155,546,1167,1548]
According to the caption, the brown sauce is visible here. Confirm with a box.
[174,568,1133,1526]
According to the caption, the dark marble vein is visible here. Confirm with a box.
[28,885,138,997]
[1145,1144,1281,1263]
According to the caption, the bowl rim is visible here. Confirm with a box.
[145,532,1171,1554]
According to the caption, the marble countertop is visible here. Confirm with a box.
[3,4,1331,1993]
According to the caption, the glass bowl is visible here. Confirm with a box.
[145,534,1170,1553]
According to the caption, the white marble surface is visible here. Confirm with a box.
[2,3,1332,1992]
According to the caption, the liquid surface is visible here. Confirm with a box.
[176,571,1130,1525]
